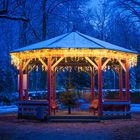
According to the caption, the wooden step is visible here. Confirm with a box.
[48,116,100,122]
[49,116,98,119]
[49,119,100,123]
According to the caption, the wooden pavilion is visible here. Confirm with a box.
[10,31,138,120]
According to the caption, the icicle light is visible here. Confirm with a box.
[10,49,138,69]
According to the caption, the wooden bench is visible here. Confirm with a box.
[51,100,59,115]
[89,99,98,115]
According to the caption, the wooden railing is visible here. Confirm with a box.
[18,100,48,119]
[103,100,131,115]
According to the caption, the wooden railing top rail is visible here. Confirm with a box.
[18,100,48,105]
[103,101,130,105]
[104,99,128,102]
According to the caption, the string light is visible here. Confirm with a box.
[10,49,138,69]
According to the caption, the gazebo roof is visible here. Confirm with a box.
[11,31,137,54]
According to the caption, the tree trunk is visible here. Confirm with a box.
[42,0,47,40]
[20,0,27,47]
[68,105,71,114]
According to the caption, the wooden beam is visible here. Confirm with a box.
[125,61,130,101]
[54,67,57,72]
[98,58,103,116]
[102,58,110,70]
[58,62,90,66]
[52,57,64,70]
[118,60,126,72]
[25,66,29,100]
[125,60,130,111]
[91,67,94,101]
[85,57,98,70]
[28,65,36,73]
[38,58,47,70]
[22,59,31,72]
[119,66,123,100]
[52,71,56,102]
[11,49,137,68]
[19,62,23,101]
[47,57,52,115]
[51,58,55,65]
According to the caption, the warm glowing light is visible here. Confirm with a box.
[10,48,138,69]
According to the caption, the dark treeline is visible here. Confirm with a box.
[0,0,140,93]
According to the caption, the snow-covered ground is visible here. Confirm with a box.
[131,104,140,112]
[0,105,18,114]
[0,104,139,114]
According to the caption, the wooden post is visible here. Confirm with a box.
[119,66,123,100]
[51,70,56,101]
[19,62,23,100]
[98,58,103,116]
[125,61,130,101]
[91,67,94,101]
[53,71,56,101]
[25,66,29,100]
[48,57,52,115]
[125,60,130,112]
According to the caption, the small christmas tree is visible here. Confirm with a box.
[60,91,78,114]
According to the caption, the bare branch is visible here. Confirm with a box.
[0,14,29,21]
[28,22,42,41]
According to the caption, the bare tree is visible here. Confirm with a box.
[112,0,140,23]
[0,0,29,21]
[90,0,111,40]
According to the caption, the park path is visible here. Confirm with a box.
[0,113,140,140]
[0,114,112,140]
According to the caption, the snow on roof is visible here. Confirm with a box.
[11,31,138,54]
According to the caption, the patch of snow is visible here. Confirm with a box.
[131,104,140,112]
[0,105,17,114]
[0,105,17,109]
